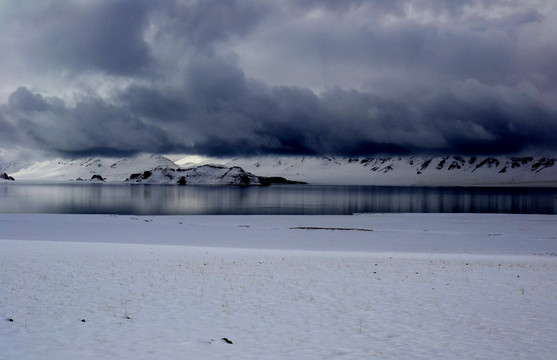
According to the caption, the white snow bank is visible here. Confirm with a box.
[1,214,557,359]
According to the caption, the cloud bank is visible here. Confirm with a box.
[1,0,557,159]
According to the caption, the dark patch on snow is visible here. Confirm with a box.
[511,157,533,168]
[420,159,431,171]
[531,158,555,173]
[436,157,447,170]
[381,165,393,173]
[473,157,500,171]
[290,227,373,232]
[448,161,462,170]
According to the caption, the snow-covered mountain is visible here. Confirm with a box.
[224,156,557,187]
[3,153,557,186]
[3,154,278,186]
[8,154,177,182]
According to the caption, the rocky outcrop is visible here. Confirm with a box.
[1,173,14,181]
[90,174,105,181]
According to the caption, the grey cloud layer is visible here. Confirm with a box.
[1,0,556,157]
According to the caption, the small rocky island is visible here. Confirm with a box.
[124,164,305,186]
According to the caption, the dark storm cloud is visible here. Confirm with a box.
[9,0,153,76]
[2,66,557,157]
[1,0,557,159]
[1,87,171,157]
[158,0,271,51]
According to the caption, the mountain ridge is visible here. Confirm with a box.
[2,154,557,186]
[224,155,557,186]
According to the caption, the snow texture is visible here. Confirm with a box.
[1,213,557,359]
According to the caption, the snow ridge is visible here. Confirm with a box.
[225,155,557,186]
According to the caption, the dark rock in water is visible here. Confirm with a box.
[176,176,186,185]
[90,174,105,181]
[221,337,233,344]
[258,176,307,186]
[239,174,251,185]
[1,173,14,181]
[258,177,271,186]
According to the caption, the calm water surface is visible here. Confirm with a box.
[1,182,556,215]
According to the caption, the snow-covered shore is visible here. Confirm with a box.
[1,214,557,359]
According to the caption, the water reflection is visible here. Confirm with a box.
[0,183,556,215]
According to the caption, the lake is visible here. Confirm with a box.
[1,182,556,215]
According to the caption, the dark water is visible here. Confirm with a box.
[1,182,556,215]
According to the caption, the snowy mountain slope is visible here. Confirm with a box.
[0,161,18,175]
[224,156,557,186]
[4,154,272,185]
[9,154,177,181]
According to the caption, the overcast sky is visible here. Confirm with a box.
[1,0,557,162]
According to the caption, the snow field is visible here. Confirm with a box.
[1,214,557,359]
[1,238,557,359]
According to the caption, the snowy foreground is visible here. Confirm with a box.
[1,214,557,359]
